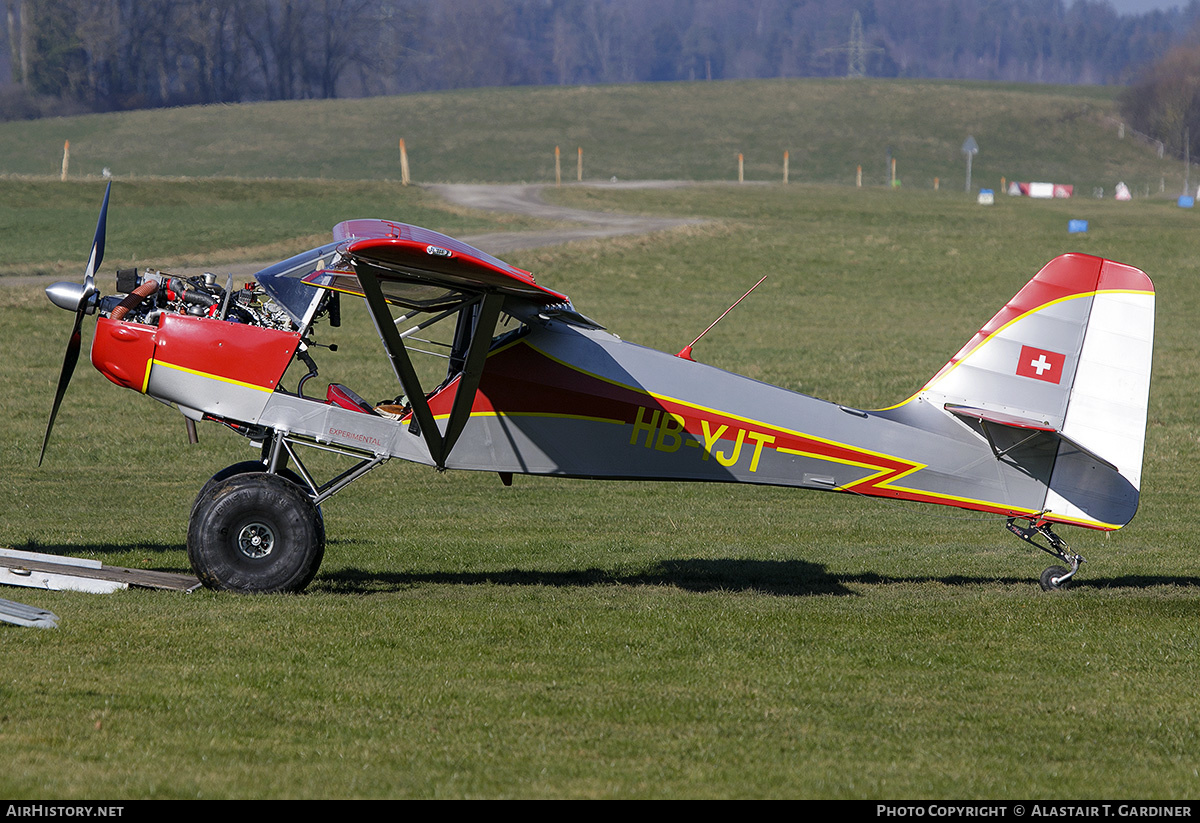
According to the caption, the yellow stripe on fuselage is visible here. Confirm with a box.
[150,360,276,393]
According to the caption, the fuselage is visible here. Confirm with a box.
[423,315,1108,524]
[91,299,1134,531]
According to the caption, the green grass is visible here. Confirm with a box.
[0,78,1184,194]
[3,180,1200,798]
[1,80,1200,798]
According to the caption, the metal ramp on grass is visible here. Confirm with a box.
[0,548,202,594]
[0,598,59,628]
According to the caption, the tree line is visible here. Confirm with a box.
[1119,40,1200,164]
[4,0,1200,120]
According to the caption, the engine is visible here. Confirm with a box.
[97,268,298,331]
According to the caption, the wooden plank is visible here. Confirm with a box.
[0,549,201,593]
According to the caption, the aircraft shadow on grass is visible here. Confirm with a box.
[7,542,1198,597]
[322,558,854,597]
[317,558,1200,597]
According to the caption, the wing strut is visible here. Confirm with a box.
[356,265,503,469]
[441,292,504,462]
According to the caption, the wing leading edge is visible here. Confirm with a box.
[317,219,570,305]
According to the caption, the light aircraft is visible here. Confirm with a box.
[40,184,1155,593]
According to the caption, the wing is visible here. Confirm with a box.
[307,219,569,307]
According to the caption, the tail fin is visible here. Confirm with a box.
[919,253,1155,529]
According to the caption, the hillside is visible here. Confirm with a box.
[0,79,1183,196]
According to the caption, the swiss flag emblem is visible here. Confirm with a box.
[1016,345,1065,384]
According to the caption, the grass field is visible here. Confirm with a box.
[2,80,1200,799]
[0,78,1184,194]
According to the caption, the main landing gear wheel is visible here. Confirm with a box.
[191,461,317,518]
[188,472,325,594]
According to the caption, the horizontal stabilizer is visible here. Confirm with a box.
[944,404,1055,432]
[945,403,1118,472]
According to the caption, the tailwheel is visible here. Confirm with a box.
[1006,515,1085,591]
[188,472,325,594]
[1039,565,1072,592]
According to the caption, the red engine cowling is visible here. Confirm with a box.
[92,313,300,416]
[92,317,157,391]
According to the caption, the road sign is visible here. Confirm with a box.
[963,136,979,191]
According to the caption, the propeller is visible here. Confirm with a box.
[38,182,111,466]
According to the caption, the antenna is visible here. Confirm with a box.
[676,275,768,361]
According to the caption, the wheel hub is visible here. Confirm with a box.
[236,521,276,559]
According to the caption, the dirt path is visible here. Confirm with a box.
[431,181,701,256]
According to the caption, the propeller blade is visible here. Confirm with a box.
[83,181,111,296]
[38,309,85,466]
[38,182,112,466]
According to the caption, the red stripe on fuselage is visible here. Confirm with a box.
[426,339,923,489]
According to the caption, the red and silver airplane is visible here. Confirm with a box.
[40,184,1156,593]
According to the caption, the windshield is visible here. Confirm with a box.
[252,240,343,330]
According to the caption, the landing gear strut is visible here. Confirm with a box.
[1006,514,1085,591]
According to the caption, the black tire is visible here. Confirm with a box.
[192,461,318,518]
[1040,565,1070,591]
[188,473,325,593]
